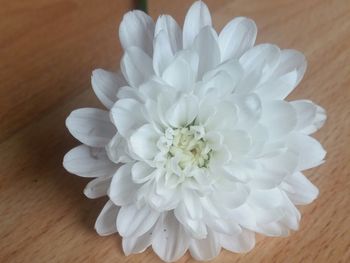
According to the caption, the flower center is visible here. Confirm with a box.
[157,126,211,170]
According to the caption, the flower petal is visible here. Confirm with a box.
[234,93,262,130]
[95,200,119,236]
[152,212,189,262]
[162,51,198,92]
[219,17,257,61]
[197,70,236,98]
[220,228,255,253]
[255,49,307,100]
[66,108,116,147]
[119,10,154,55]
[189,229,221,261]
[252,151,298,189]
[248,188,285,209]
[153,15,182,76]
[207,218,242,235]
[192,26,220,78]
[122,228,153,256]
[106,133,133,163]
[240,44,280,76]
[131,161,155,184]
[291,100,326,134]
[84,176,112,199]
[108,163,138,206]
[260,100,297,138]
[282,172,319,205]
[153,30,175,77]
[238,44,280,94]
[287,133,326,170]
[63,145,117,178]
[183,1,212,48]
[91,69,126,109]
[166,95,199,128]
[110,98,146,137]
[116,86,141,101]
[130,124,160,160]
[183,189,203,219]
[175,203,207,239]
[155,15,182,52]
[117,204,160,238]
[121,47,154,88]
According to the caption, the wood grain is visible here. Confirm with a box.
[0,0,349,262]
[0,0,134,142]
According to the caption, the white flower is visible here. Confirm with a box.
[63,1,326,262]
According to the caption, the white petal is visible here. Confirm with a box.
[122,228,153,256]
[282,172,319,205]
[66,108,115,147]
[117,204,159,238]
[207,219,242,235]
[249,187,285,207]
[155,15,182,52]
[183,1,212,48]
[255,221,289,237]
[287,134,326,170]
[252,205,284,225]
[91,69,126,109]
[203,59,243,84]
[230,204,256,229]
[197,70,235,98]
[190,230,221,261]
[131,161,155,184]
[130,124,160,160]
[271,49,307,79]
[260,100,297,138]
[234,93,262,130]
[84,176,112,199]
[119,10,154,55]
[219,17,257,61]
[238,44,280,93]
[105,133,132,164]
[252,151,298,189]
[116,86,141,101]
[153,30,174,76]
[240,44,280,75]
[291,100,326,134]
[166,95,199,128]
[139,77,170,100]
[200,101,238,131]
[256,49,307,100]
[153,15,182,76]
[110,98,146,137]
[223,130,252,155]
[220,228,255,253]
[108,163,138,206]
[174,203,207,239]
[63,145,117,177]
[255,71,297,100]
[162,51,198,92]
[192,26,220,78]
[95,200,119,236]
[121,47,154,88]
[213,184,250,210]
[152,212,189,262]
[183,190,203,219]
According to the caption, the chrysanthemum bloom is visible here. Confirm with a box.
[63,1,326,261]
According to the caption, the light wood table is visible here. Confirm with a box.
[1,0,349,262]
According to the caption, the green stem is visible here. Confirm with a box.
[137,0,148,13]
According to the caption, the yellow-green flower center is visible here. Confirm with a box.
[168,127,211,169]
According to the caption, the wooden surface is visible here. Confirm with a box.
[1,0,349,262]
[0,0,134,142]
